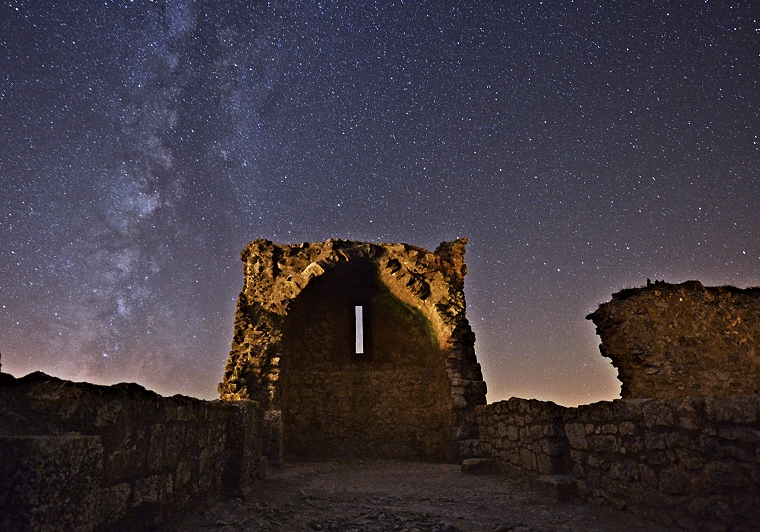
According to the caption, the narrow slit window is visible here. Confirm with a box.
[355,305,364,354]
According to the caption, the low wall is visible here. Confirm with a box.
[477,396,760,530]
[476,398,570,475]
[0,372,264,530]
[569,396,760,529]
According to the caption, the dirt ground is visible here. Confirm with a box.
[177,460,668,531]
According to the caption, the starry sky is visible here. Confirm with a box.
[1,1,758,406]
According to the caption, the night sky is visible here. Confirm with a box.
[1,1,758,406]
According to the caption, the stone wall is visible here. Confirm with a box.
[478,280,760,529]
[219,238,486,460]
[567,396,760,529]
[0,371,263,531]
[476,398,570,476]
[586,280,760,398]
[476,396,760,530]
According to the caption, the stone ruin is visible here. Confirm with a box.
[0,371,262,530]
[3,247,760,529]
[586,280,760,399]
[218,238,487,461]
[476,280,760,529]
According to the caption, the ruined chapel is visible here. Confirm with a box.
[218,238,487,461]
[3,239,760,530]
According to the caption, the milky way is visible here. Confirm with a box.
[1,1,758,405]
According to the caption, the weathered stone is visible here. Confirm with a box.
[519,448,533,470]
[705,396,759,423]
[218,239,486,461]
[644,432,667,450]
[718,426,760,442]
[565,423,589,450]
[95,401,122,426]
[675,449,705,470]
[608,461,639,482]
[100,482,131,523]
[9,269,760,530]
[587,454,609,471]
[0,371,264,530]
[721,442,755,462]
[678,416,701,431]
[612,398,649,420]
[659,467,691,495]
[587,434,617,453]
[701,462,754,489]
[586,281,760,399]
[0,435,103,532]
[697,434,724,457]
[641,402,675,428]
[577,402,614,423]
[535,453,553,475]
[618,421,637,436]
[133,473,173,506]
[528,425,546,439]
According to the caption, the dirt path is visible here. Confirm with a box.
[178,460,666,531]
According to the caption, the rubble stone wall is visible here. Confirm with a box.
[219,239,487,460]
[476,398,571,475]
[586,280,760,399]
[0,372,263,531]
[567,396,760,529]
[479,280,760,528]
[477,396,760,530]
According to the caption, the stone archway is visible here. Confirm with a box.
[218,239,486,461]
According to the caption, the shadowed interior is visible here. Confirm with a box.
[278,259,456,460]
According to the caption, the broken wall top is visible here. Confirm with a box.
[587,280,760,399]
[238,238,467,322]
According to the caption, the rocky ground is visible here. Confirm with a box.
[177,460,667,531]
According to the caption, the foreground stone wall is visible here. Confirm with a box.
[586,280,760,398]
[568,396,760,529]
[476,398,570,476]
[479,280,760,528]
[0,372,263,530]
[219,238,486,460]
[477,396,760,530]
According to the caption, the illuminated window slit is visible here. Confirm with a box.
[355,305,364,354]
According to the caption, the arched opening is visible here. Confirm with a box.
[278,258,456,460]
